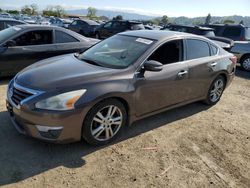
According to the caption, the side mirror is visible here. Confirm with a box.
[4,40,16,47]
[143,60,163,72]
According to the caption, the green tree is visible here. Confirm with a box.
[223,19,235,24]
[6,10,19,14]
[21,5,32,15]
[42,5,65,17]
[161,15,168,25]
[87,7,97,18]
[113,15,123,21]
[205,13,211,24]
[30,4,38,15]
[0,8,3,13]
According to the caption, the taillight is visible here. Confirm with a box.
[230,56,237,64]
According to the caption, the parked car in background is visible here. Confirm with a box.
[50,18,72,28]
[0,13,12,18]
[162,24,234,51]
[204,24,250,41]
[162,24,216,37]
[230,42,250,71]
[0,25,99,77]
[68,19,100,37]
[95,20,145,39]
[0,18,26,31]
[6,30,236,145]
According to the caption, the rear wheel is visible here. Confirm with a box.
[240,55,250,72]
[82,99,127,146]
[205,75,226,105]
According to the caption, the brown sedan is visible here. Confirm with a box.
[6,30,236,145]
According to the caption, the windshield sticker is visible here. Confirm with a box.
[136,38,153,45]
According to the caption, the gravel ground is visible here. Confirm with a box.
[0,70,249,188]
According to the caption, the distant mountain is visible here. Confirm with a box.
[66,9,155,20]
[66,9,250,26]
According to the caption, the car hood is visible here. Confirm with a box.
[15,54,118,91]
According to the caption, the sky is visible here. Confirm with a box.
[1,0,250,17]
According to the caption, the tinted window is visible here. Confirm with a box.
[14,30,53,46]
[222,27,241,37]
[245,28,250,40]
[186,39,210,60]
[55,30,79,43]
[130,23,145,30]
[104,22,112,28]
[71,21,77,26]
[210,44,218,55]
[148,40,183,65]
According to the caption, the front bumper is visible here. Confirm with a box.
[6,97,90,144]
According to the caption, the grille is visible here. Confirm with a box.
[11,86,33,106]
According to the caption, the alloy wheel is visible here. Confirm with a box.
[209,79,224,103]
[242,58,250,71]
[90,105,123,141]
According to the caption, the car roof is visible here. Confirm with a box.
[0,18,25,23]
[77,19,99,25]
[119,30,198,41]
[14,24,64,30]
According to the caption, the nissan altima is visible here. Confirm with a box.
[6,30,236,145]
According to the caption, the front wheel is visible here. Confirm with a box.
[205,75,226,105]
[240,55,250,72]
[82,99,127,146]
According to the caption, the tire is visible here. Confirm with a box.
[204,75,226,105]
[240,55,250,72]
[82,99,127,146]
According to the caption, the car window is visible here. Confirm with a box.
[148,40,183,65]
[55,30,79,43]
[186,39,210,60]
[245,28,250,40]
[130,23,145,30]
[14,30,53,46]
[210,44,218,55]
[71,21,78,26]
[222,27,241,37]
[112,22,120,28]
[104,22,112,29]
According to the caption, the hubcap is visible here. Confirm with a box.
[242,58,250,71]
[210,79,224,102]
[91,105,123,141]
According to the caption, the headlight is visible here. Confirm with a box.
[35,89,86,111]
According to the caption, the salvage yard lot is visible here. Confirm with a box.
[0,70,250,188]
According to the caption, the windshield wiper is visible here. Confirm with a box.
[80,57,103,67]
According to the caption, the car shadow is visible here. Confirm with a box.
[235,69,250,80]
[0,102,210,186]
[0,76,13,86]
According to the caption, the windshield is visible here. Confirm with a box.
[0,26,20,44]
[78,35,155,69]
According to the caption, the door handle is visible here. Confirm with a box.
[177,70,188,78]
[210,62,217,67]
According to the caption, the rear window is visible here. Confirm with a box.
[186,39,210,60]
[130,23,145,30]
[55,30,79,43]
[210,44,218,55]
[222,27,241,37]
[245,28,250,40]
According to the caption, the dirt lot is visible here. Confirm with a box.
[0,70,249,188]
